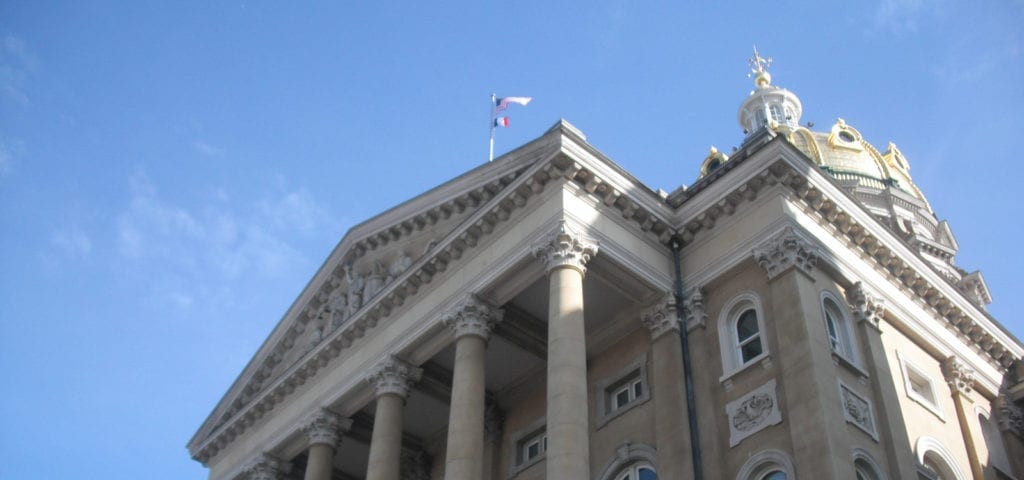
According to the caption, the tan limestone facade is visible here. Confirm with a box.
[189,61,1024,480]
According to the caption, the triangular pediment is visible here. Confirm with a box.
[191,120,613,452]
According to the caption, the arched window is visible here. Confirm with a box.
[820,293,857,362]
[852,449,885,480]
[977,407,1012,474]
[718,292,769,376]
[613,463,657,480]
[916,436,969,480]
[855,459,880,480]
[736,449,796,480]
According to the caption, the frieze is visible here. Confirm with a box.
[727,378,782,447]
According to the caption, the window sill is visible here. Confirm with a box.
[719,353,773,391]
[831,351,869,380]
[508,454,545,479]
[596,394,651,429]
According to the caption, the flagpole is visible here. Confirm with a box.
[489,93,496,162]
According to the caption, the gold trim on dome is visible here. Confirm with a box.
[699,146,730,178]
[827,118,865,152]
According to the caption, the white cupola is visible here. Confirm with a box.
[738,47,802,136]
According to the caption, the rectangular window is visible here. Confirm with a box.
[607,373,643,413]
[517,429,546,465]
[898,351,943,419]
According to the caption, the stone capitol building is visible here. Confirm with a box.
[188,52,1024,480]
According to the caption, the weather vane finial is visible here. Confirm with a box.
[747,46,773,88]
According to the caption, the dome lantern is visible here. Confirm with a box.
[738,47,802,136]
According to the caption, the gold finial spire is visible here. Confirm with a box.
[747,46,773,88]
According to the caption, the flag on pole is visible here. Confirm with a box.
[495,96,532,111]
[494,117,510,128]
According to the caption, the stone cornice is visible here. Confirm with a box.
[441,294,504,342]
[532,220,599,276]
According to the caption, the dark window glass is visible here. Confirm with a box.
[741,338,764,362]
[736,310,759,341]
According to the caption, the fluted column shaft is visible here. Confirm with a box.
[534,222,597,480]
[302,409,350,480]
[442,295,502,480]
[444,334,487,479]
[365,357,421,480]
[367,394,404,480]
[304,443,335,480]
[546,265,590,479]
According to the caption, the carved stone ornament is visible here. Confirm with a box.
[752,226,819,281]
[726,378,782,447]
[840,383,876,438]
[640,293,681,340]
[242,453,289,480]
[683,288,709,331]
[532,220,599,276]
[442,294,504,342]
[302,408,352,448]
[996,395,1024,437]
[942,356,976,397]
[365,355,423,399]
[846,282,885,331]
[958,271,992,310]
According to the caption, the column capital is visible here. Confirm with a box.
[365,355,422,399]
[532,221,599,276]
[242,453,289,480]
[846,282,885,332]
[442,294,504,342]
[302,408,352,448]
[752,226,819,281]
[641,293,680,340]
[942,356,976,397]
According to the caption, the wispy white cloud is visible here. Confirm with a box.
[873,0,945,34]
[191,140,225,158]
[113,172,337,309]
[0,34,36,107]
[50,228,93,256]
[0,141,13,177]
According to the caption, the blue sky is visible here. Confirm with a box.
[1,1,1022,478]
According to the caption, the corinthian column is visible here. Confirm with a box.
[441,295,503,480]
[302,408,352,480]
[364,356,422,480]
[532,221,598,480]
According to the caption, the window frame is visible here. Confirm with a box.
[596,353,651,428]
[819,291,862,367]
[507,417,547,476]
[898,351,945,420]
[717,292,770,383]
[613,462,657,480]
